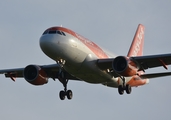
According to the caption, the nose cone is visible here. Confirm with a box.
[40,35,53,51]
[39,35,59,60]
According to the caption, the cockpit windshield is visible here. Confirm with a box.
[42,30,66,36]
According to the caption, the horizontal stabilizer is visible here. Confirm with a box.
[140,72,171,79]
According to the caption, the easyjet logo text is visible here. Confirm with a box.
[132,27,144,56]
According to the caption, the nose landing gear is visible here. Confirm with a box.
[58,71,73,100]
[59,79,73,100]
[59,89,73,100]
[57,59,73,100]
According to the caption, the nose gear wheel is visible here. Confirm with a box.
[59,90,73,100]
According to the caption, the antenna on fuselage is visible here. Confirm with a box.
[60,24,63,27]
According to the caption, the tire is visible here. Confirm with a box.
[67,90,73,100]
[125,84,132,94]
[59,90,66,100]
[118,85,124,95]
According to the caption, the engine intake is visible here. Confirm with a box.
[23,65,48,85]
[112,56,139,77]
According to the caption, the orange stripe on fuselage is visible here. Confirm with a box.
[47,27,109,58]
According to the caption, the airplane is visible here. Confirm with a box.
[1,24,171,100]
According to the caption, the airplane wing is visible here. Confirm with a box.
[131,53,171,70]
[0,64,78,81]
[96,53,171,77]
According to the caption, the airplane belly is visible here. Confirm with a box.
[67,54,119,87]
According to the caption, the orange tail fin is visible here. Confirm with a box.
[127,24,145,57]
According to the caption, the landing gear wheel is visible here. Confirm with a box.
[59,90,66,100]
[67,90,73,100]
[118,85,124,95]
[125,84,132,94]
[58,71,73,100]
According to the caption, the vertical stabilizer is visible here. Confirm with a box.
[127,24,145,57]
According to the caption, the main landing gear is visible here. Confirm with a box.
[118,77,132,95]
[58,71,73,100]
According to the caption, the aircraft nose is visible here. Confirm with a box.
[39,35,59,58]
[40,35,54,50]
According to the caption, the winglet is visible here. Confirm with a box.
[127,24,145,57]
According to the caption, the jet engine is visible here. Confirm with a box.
[112,56,139,77]
[23,65,48,85]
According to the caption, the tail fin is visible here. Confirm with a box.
[127,24,145,57]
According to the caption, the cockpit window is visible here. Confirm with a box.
[42,30,49,35]
[49,30,56,34]
[57,31,62,35]
[42,30,66,36]
[61,32,66,36]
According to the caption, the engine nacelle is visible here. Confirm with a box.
[23,65,48,85]
[112,56,139,77]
